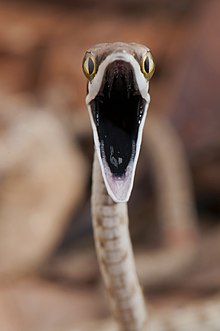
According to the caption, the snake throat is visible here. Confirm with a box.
[90,60,146,179]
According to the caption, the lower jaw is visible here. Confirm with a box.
[99,153,135,202]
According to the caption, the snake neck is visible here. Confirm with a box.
[91,151,148,331]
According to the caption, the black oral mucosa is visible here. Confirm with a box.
[90,60,146,178]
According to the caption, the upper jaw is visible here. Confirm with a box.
[88,57,150,203]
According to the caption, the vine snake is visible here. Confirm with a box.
[82,42,220,331]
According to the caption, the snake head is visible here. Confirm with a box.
[83,42,154,202]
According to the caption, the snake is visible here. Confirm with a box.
[81,42,220,331]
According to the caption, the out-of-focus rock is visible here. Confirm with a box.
[0,277,105,331]
[168,1,220,204]
[42,249,98,285]
[0,96,87,279]
[0,4,54,95]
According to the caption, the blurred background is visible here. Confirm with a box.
[0,0,219,330]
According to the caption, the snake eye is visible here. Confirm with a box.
[82,53,96,80]
[142,52,155,80]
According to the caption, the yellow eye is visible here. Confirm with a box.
[82,53,96,80]
[142,52,155,80]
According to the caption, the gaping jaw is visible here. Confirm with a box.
[85,49,153,202]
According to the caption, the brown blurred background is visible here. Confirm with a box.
[0,1,219,330]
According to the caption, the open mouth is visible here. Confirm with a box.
[90,60,146,201]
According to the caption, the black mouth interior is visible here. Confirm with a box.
[90,60,146,177]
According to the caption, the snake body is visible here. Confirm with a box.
[92,152,147,331]
[83,42,153,331]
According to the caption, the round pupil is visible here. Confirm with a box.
[144,56,149,73]
[88,57,94,75]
